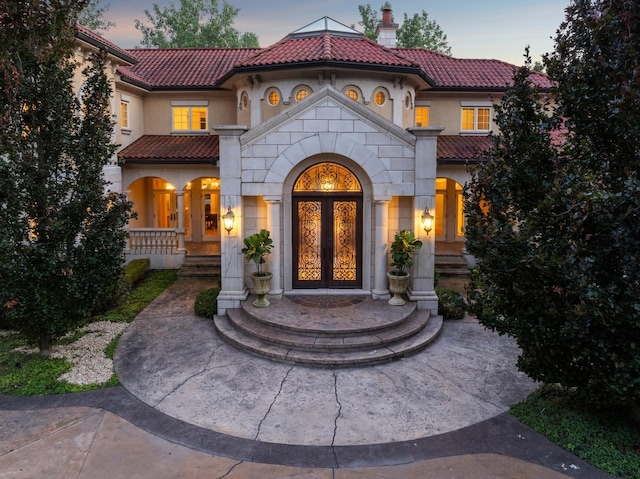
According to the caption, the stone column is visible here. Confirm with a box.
[175,190,185,253]
[214,125,249,315]
[372,199,391,300]
[265,197,283,298]
[407,127,443,314]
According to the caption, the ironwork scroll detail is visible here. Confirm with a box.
[297,201,322,281]
[333,201,357,281]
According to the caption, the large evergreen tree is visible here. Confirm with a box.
[0,0,133,354]
[465,0,640,407]
[134,0,259,48]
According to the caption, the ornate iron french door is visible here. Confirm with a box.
[293,196,362,288]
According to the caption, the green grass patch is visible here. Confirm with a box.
[94,270,177,323]
[511,385,640,478]
[0,335,112,395]
[0,270,177,396]
[104,333,121,360]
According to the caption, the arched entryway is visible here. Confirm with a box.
[292,162,363,289]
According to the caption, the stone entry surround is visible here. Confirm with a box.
[215,87,442,315]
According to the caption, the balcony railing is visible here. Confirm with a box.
[125,228,180,255]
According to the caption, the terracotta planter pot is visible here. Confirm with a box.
[250,272,272,307]
[387,271,409,306]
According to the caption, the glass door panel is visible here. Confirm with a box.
[296,201,322,282]
[293,197,361,288]
[203,192,219,238]
[332,201,357,282]
[154,191,177,228]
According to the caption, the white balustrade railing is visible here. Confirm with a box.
[126,228,179,255]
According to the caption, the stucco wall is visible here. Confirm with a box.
[141,92,237,135]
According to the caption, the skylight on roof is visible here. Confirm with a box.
[291,17,362,38]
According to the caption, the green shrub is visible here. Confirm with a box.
[512,385,640,478]
[437,288,467,320]
[194,287,220,319]
[125,258,150,287]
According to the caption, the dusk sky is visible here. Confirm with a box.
[101,0,568,66]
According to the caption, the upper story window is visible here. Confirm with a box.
[120,95,130,131]
[374,91,386,106]
[240,91,249,109]
[415,103,430,127]
[404,93,413,110]
[267,88,281,106]
[295,88,310,102]
[345,89,359,101]
[120,101,129,128]
[461,101,492,133]
[171,100,208,132]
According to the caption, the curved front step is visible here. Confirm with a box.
[226,307,430,351]
[215,313,443,366]
[214,295,444,367]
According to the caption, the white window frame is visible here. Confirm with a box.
[415,100,431,127]
[460,100,492,134]
[171,100,209,133]
[120,94,130,133]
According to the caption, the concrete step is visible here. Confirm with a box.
[435,255,468,267]
[214,296,443,367]
[226,307,430,351]
[178,255,221,277]
[435,255,470,277]
[215,312,443,367]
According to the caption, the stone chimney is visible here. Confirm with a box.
[375,6,398,47]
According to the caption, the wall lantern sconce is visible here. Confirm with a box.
[421,206,434,236]
[222,205,235,234]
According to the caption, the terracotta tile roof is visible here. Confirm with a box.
[118,48,259,89]
[112,23,552,91]
[396,48,553,90]
[118,135,219,164]
[233,32,419,70]
[437,135,494,162]
[76,25,137,65]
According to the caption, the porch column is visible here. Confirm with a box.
[176,190,185,253]
[214,125,249,315]
[265,197,283,298]
[407,127,443,314]
[372,199,391,300]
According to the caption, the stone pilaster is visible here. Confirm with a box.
[214,126,249,315]
[407,127,443,314]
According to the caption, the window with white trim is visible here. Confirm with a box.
[120,99,129,129]
[460,101,492,133]
[415,101,431,127]
[171,100,208,132]
[266,88,281,106]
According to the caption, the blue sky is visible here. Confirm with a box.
[102,0,568,65]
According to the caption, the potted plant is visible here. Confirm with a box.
[242,229,274,307]
[387,229,423,305]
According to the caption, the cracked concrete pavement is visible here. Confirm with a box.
[0,277,612,478]
[114,277,538,446]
